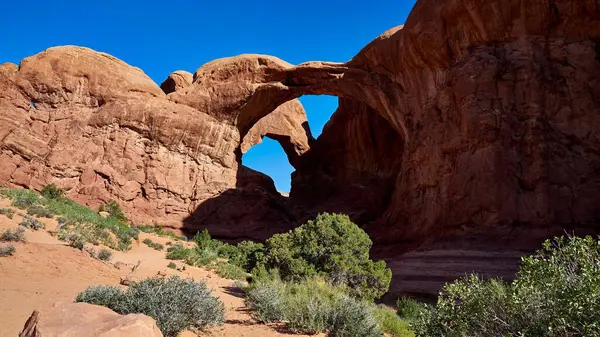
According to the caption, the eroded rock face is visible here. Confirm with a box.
[19,302,163,337]
[160,70,193,94]
[0,46,306,239]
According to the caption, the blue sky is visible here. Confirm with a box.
[0,0,416,192]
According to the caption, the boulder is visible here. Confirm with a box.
[160,70,193,94]
[19,302,163,337]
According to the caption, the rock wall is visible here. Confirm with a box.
[0,48,308,240]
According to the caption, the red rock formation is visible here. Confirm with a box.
[160,70,193,94]
[0,47,305,240]
[19,302,163,337]
[2,0,600,296]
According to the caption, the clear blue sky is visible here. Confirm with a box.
[0,0,416,192]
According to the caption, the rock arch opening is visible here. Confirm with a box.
[242,137,294,194]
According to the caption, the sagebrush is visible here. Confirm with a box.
[0,227,26,242]
[76,276,224,337]
[0,245,16,257]
[245,278,409,336]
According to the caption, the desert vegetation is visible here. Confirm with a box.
[142,238,165,251]
[76,276,224,336]
[412,235,600,337]
[0,227,26,243]
[0,244,16,257]
[0,186,139,251]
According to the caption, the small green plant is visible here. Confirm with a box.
[0,208,15,219]
[26,204,55,218]
[212,261,248,281]
[8,190,40,209]
[99,200,128,222]
[373,304,414,337]
[76,276,224,337]
[142,238,164,251]
[137,224,185,241]
[167,262,177,269]
[0,245,16,257]
[19,216,45,230]
[40,184,65,199]
[1,187,138,250]
[97,248,113,261]
[0,227,26,242]
[396,296,426,323]
[166,243,192,260]
[63,233,86,250]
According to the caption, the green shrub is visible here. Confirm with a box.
[415,235,600,337]
[26,205,55,218]
[63,232,86,250]
[1,187,138,250]
[76,276,224,337]
[245,279,383,337]
[57,222,115,248]
[137,224,185,241]
[8,190,40,209]
[229,240,265,271]
[372,304,414,337]
[263,213,391,300]
[19,216,45,230]
[245,280,286,323]
[97,248,112,261]
[397,296,426,323]
[0,245,16,257]
[99,200,128,222]
[0,227,26,242]
[166,243,192,260]
[40,184,65,199]
[142,238,164,251]
[212,261,248,281]
[186,247,218,266]
[328,296,381,337]
[0,208,14,219]
[167,261,177,269]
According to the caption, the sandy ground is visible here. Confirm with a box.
[0,198,320,337]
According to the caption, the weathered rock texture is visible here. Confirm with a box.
[0,48,305,240]
[2,0,600,295]
[19,302,163,337]
[160,70,193,94]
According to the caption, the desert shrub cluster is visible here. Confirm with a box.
[246,277,410,337]
[189,213,407,336]
[142,238,164,251]
[137,224,186,241]
[0,244,16,257]
[0,187,138,250]
[76,276,224,337]
[0,207,15,219]
[414,235,600,337]
[0,227,26,242]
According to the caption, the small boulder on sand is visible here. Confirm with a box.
[19,302,163,337]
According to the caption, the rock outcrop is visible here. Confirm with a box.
[2,0,600,295]
[19,302,163,337]
[160,70,193,94]
[0,47,306,240]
